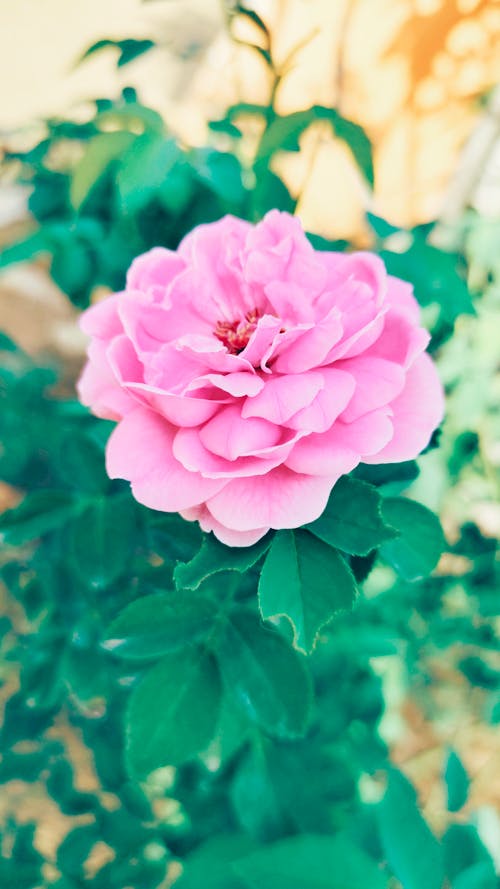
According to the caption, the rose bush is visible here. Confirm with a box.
[78,210,443,545]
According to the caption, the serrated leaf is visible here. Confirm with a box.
[377,769,445,889]
[380,497,445,580]
[258,530,358,653]
[174,534,271,591]
[126,648,222,777]
[0,490,84,545]
[306,476,397,555]
[216,610,312,739]
[445,750,469,813]
[104,591,217,659]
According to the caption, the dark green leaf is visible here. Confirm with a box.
[258,529,358,653]
[67,495,136,589]
[104,591,217,659]
[377,769,445,889]
[126,647,222,777]
[0,490,83,545]
[79,38,155,68]
[174,534,271,591]
[306,476,397,556]
[217,610,312,738]
[234,833,388,889]
[445,750,469,812]
[380,497,445,580]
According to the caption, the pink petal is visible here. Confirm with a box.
[363,353,444,463]
[206,468,336,531]
[106,407,225,510]
[242,372,324,424]
[180,505,268,547]
[187,372,265,397]
[337,356,405,423]
[286,368,356,433]
[273,307,343,373]
[173,426,302,478]
[126,247,185,295]
[285,410,393,475]
[79,293,123,338]
[199,405,281,460]
[77,344,136,421]
[365,311,430,369]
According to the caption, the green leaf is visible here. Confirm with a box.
[117,133,181,213]
[233,834,388,889]
[258,529,358,653]
[190,148,245,203]
[380,497,445,580]
[70,131,134,210]
[255,106,373,185]
[174,534,271,591]
[0,230,50,270]
[104,591,217,659]
[126,647,222,777]
[0,490,83,545]
[175,835,256,889]
[79,38,155,68]
[67,495,136,589]
[445,750,469,812]
[217,610,312,739]
[377,769,445,889]
[381,231,474,322]
[235,5,269,36]
[306,476,397,556]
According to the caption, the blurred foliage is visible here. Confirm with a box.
[0,10,499,889]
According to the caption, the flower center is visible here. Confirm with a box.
[214,309,261,354]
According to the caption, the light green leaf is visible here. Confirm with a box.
[306,476,397,555]
[258,529,358,653]
[104,591,217,659]
[377,769,445,889]
[126,648,222,777]
[445,750,469,813]
[174,534,271,591]
[216,610,312,739]
[70,131,134,210]
[380,497,445,580]
[117,133,180,213]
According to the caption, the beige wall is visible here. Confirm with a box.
[2,0,500,237]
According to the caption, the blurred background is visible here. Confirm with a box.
[0,0,499,883]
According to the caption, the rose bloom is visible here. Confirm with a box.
[78,211,444,546]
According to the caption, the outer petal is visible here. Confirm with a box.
[180,505,268,547]
[77,339,137,421]
[285,410,394,475]
[126,246,185,296]
[199,406,281,460]
[363,353,444,463]
[337,356,405,423]
[173,425,302,478]
[106,407,225,510]
[206,468,336,532]
[79,293,123,338]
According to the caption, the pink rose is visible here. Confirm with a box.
[77,211,444,546]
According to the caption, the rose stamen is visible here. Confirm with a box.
[214,308,261,354]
